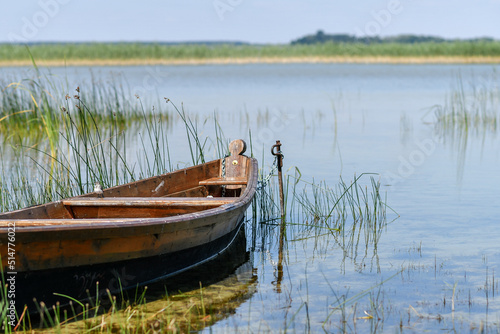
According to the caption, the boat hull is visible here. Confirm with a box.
[13,218,246,313]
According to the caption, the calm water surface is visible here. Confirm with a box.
[1,63,499,332]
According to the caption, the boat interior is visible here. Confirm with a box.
[0,151,254,223]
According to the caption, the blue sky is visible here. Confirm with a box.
[1,0,499,44]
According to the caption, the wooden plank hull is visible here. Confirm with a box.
[9,204,245,272]
[14,219,246,313]
[0,140,258,313]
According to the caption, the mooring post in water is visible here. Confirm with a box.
[271,140,285,221]
[271,140,286,294]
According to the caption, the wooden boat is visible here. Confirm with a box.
[0,139,258,313]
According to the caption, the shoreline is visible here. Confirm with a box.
[1,56,500,67]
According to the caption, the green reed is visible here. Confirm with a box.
[2,42,500,63]
[0,91,227,212]
[0,67,151,145]
[432,72,499,181]
[288,173,393,268]
[171,100,208,166]
[249,160,395,277]
[1,105,169,212]
[433,73,500,134]
[0,264,8,332]
[281,172,390,232]
[0,63,177,211]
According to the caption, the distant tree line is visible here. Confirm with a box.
[291,30,497,45]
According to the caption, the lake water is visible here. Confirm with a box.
[1,63,500,332]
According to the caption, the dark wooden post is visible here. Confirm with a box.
[271,140,285,221]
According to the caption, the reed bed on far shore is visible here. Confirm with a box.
[1,42,500,66]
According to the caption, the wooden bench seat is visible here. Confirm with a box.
[199,177,247,186]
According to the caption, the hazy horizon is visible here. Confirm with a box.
[2,32,499,46]
[1,1,499,44]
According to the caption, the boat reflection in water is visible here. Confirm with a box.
[146,222,254,299]
[34,224,257,332]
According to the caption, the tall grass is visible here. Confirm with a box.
[251,160,396,275]
[0,101,172,211]
[287,171,394,271]
[0,70,151,142]
[255,165,394,238]
[433,73,500,133]
[0,65,175,211]
[1,42,500,63]
[432,72,500,180]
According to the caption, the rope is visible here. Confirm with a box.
[257,152,284,191]
[221,154,230,197]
